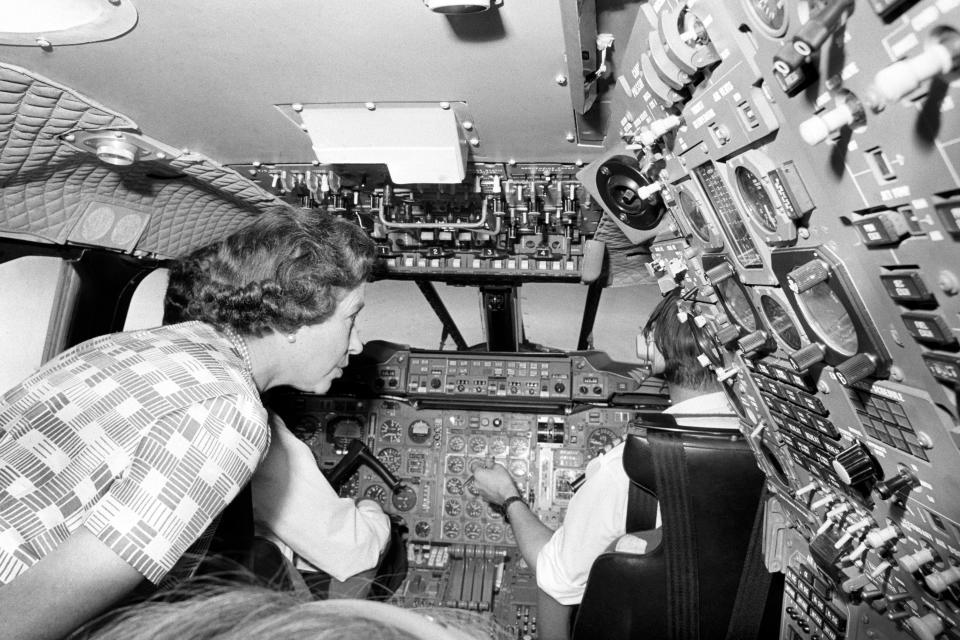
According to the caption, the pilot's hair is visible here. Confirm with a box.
[163,210,375,336]
[78,584,508,640]
[642,287,715,391]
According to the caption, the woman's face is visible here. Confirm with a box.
[289,284,366,394]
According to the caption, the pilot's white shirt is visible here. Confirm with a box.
[535,391,740,605]
[251,414,391,582]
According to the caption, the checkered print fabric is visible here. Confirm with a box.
[0,322,268,584]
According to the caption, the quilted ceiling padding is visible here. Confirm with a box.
[0,63,292,259]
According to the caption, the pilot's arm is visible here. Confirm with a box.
[252,412,391,582]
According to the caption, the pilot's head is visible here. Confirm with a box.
[642,288,717,392]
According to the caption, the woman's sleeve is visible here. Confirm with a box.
[251,415,390,582]
[83,394,269,584]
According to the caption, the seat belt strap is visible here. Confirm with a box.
[724,488,773,640]
[650,431,699,640]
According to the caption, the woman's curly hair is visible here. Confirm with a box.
[642,288,716,391]
[163,211,375,336]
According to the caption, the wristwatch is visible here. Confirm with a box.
[500,495,526,524]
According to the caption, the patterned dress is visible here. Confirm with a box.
[0,322,268,584]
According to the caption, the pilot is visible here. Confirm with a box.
[0,210,389,640]
[472,287,740,640]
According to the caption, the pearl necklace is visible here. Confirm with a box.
[222,326,253,378]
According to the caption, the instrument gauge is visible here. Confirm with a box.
[376,447,402,474]
[363,484,386,505]
[391,485,418,512]
[448,434,466,452]
[442,521,461,539]
[445,477,464,495]
[469,436,487,455]
[796,282,858,356]
[586,427,617,459]
[489,436,508,456]
[379,419,402,443]
[463,522,482,540]
[464,476,480,496]
[407,419,432,444]
[508,435,529,456]
[678,187,712,242]
[735,167,778,233]
[446,455,465,474]
[444,498,463,517]
[485,523,504,541]
[509,460,528,479]
[466,500,484,518]
[742,0,788,36]
[760,294,802,350]
[716,278,758,332]
[414,521,432,538]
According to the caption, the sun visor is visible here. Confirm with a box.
[298,103,467,184]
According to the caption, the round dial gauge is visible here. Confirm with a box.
[587,427,617,459]
[445,477,464,495]
[464,476,480,496]
[363,484,386,505]
[414,521,432,538]
[444,498,463,517]
[760,294,802,350]
[463,522,482,540]
[742,0,787,35]
[796,282,858,356]
[446,455,465,474]
[509,460,528,479]
[407,419,432,444]
[448,434,466,452]
[677,187,712,242]
[466,500,484,518]
[717,278,758,331]
[376,447,402,474]
[391,485,417,512]
[489,436,508,456]
[485,523,504,541]
[487,504,502,520]
[735,166,778,232]
[442,521,461,539]
[469,436,487,455]
[508,436,529,456]
[379,419,402,443]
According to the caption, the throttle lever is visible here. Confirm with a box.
[325,439,403,493]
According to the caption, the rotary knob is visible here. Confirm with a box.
[789,343,826,373]
[876,470,918,500]
[899,548,935,573]
[835,353,879,385]
[865,525,899,550]
[707,261,735,285]
[872,35,959,105]
[787,259,830,293]
[715,323,741,348]
[738,330,771,358]
[832,443,879,486]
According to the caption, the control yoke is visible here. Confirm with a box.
[325,439,404,492]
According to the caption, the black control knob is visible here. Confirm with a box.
[835,353,879,385]
[787,259,830,293]
[715,323,741,348]
[792,0,855,57]
[876,470,918,500]
[832,443,879,486]
[789,343,826,373]
[738,330,771,358]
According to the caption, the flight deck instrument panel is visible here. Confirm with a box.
[269,345,668,637]
[570,0,960,639]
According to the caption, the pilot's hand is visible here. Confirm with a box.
[471,460,520,506]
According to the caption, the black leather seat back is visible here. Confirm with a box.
[572,427,765,640]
